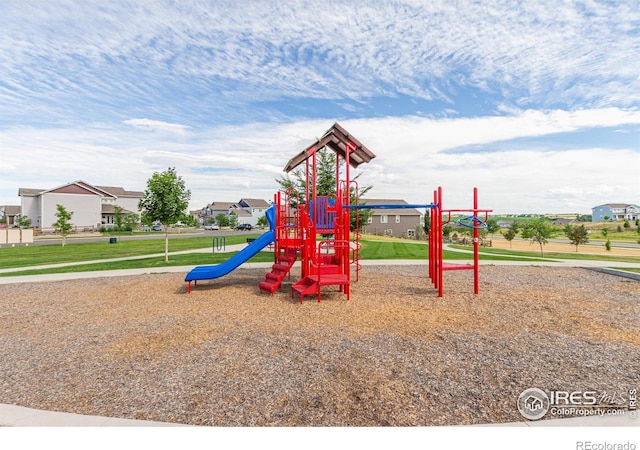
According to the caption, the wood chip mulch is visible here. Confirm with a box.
[0,265,638,426]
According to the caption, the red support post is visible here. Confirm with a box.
[437,186,443,298]
[473,187,479,295]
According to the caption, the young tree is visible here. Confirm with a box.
[16,216,32,229]
[501,222,519,248]
[423,210,431,234]
[256,215,268,228]
[215,213,228,228]
[124,212,140,232]
[113,205,125,232]
[485,217,500,235]
[521,217,553,257]
[138,167,191,262]
[228,210,238,229]
[564,224,589,252]
[53,204,74,246]
[502,228,516,248]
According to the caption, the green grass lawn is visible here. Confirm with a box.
[358,240,544,261]
[0,234,259,270]
[1,232,638,278]
[0,250,275,277]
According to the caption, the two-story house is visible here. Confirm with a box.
[18,181,143,231]
[360,199,422,238]
[197,198,271,227]
[591,203,640,222]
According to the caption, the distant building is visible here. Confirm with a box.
[196,198,271,227]
[591,203,640,222]
[18,181,143,231]
[0,205,21,226]
[359,199,422,238]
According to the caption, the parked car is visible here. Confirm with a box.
[234,223,253,231]
[204,224,220,230]
[151,224,162,231]
[173,221,185,227]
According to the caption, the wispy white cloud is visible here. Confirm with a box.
[1,2,638,215]
[1,1,638,126]
[123,118,190,135]
[2,108,638,214]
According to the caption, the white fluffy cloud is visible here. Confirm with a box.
[2,108,638,214]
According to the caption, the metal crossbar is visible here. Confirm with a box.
[343,203,437,210]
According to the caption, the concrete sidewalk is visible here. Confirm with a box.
[1,402,637,427]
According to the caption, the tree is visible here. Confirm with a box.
[564,224,589,252]
[228,210,238,229]
[501,222,519,248]
[256,215,268,228]
[502,228,516,248]
[423,210,431,234]
[485,218,500,235]
[124,212,140,232]
[138,167,191,262]
[276,147,373,230]
[521,217,553,257]
[601,227,609,238]
[113,205,125,232]
[442,225,452,239]
[53,204,73,246]
[215,213,228,228]
[16,216,32,229]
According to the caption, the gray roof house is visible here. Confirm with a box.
[197,198,271,227]
[0,205,21,226]
[18,181,143,231]
[592,203,640,222]
[359,199,422,238]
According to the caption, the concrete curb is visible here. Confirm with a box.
[1,403,637,427]
[0,403,187,427]
[586,267,640,282]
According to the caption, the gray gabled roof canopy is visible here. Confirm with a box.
[284,122,376,173]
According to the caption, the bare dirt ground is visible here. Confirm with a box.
[488,237,640,257]
[0,265,639,426]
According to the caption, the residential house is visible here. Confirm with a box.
[359,199,422,238]
[198,202,236,225]
[0,205,21,227]
[18,181,144,231]
[234,198,270,226]
[197,198,271,227]
[548,217,578,226]
[591,203,640,222]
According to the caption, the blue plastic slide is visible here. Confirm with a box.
[185,229,274,282]
[185,204,276,284]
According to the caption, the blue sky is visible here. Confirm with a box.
[1,0,639,214]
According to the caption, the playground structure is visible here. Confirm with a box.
[185,123,491,300]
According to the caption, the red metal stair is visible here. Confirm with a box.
[258,248,298,295]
